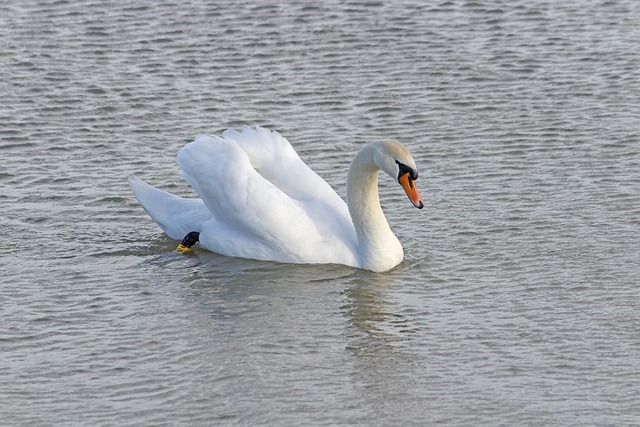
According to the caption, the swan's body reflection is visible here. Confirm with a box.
[143,248,425,418]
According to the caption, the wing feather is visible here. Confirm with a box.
[176,131,357,264]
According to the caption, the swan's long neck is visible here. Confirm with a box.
[347,144,403,272]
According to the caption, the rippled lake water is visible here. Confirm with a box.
[2,0,639,425]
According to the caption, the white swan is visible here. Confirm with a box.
[129,126,424,272]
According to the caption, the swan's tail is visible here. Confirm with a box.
[128,175,212,240]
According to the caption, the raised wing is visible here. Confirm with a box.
[176,132,356,263]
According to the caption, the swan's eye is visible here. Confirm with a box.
[396,160,418,181]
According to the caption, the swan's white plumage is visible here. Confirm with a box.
[128,175,211,240]
[130,126,423,272]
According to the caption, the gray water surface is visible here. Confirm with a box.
[1,0,639,425]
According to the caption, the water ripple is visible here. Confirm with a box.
[1,0,639,425]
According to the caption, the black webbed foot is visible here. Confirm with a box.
[176,231,200,252]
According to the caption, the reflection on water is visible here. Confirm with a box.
[342,270,432,423]
[343,270,415,350]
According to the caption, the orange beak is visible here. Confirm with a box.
[399,173,424,209]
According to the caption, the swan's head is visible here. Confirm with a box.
[374,140,425,209]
